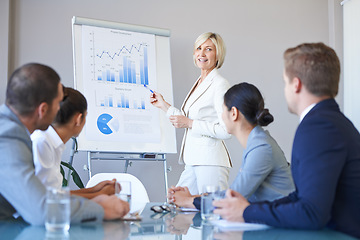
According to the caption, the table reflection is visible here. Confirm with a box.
[212,228,358,240]
[0,203,357,240]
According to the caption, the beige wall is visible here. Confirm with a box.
[1,0,343,201]
[343,0,360,131]
[0,0,10,103]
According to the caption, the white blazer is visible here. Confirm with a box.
[167,69,232,167]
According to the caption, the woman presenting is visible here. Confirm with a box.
[168,83,294,209]
[150,32,232,195]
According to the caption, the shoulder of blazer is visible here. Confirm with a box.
[306,99,339,116]
[244,127,272,155]
[181,73,216,109]
[0,105,32,148]
[210,71,230,87]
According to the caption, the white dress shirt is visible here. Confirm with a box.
[300,103,316,123]
[31,125,65,189]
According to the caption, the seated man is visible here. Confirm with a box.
[213,43,360,239]
[0,63,129,225]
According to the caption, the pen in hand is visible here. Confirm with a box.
[143,84,154,93]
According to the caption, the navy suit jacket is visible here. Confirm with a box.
[243,99,360,238]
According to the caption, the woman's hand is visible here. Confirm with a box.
[167,186,187,203]
[166,213,195,235]
[90,179,116,193]
[169,186,196,208]
[98,183,116,196]
[150,92,171,112]
[169,115,193,129]
[92,194,130,220]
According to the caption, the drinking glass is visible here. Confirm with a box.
[45,187,70,232]
[201,185,220,221]
[116,181,132,206]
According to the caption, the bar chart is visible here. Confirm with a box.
[96,90,146,110]
[81,25,160,142]
[96,46,149,86]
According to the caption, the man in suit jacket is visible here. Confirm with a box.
[0,63,129,225]
[213,43,360,238]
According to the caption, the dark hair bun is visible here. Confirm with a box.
[256,108,274,126]
[224,82,274,127]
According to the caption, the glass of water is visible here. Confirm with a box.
[45,187,70,232]
[201,185,221,221]
[116,181,132,206]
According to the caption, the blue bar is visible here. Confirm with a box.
[140,60,144,85]
[121,95,125,108]
[144,47,148,85]
[127,58,132,83]
[98,75,102,81]
[117,101,121,108]
[120,71,123,83]
[111,73,115,82]
[106,70,110,82]
[105,97,108,107]
[109,97,113,107]
[126,98,129,108]
[141,100,145,109]
[123,56,128,83]
[131,62,136,84]
[102,71,106,82]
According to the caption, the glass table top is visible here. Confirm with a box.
[0,202,357,240]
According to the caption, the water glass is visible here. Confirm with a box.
[202,222,215,240]
[45,187,70,232]
[201,185,220,221]
[45,231,69,240]
[116,181,132,206]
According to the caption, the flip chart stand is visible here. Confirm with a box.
[86,152,169,196]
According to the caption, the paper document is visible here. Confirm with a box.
[212,220,270,231]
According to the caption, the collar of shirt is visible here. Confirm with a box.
[299,103,316,123]
[47,125,66,151]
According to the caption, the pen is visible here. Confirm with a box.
[143,84,154,93]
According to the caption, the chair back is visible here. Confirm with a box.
[86,173,150,213]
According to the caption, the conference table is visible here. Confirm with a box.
[0,202,357,240]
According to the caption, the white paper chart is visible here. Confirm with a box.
[81,25,160,144]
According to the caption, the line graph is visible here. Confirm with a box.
[94,43,149,85]
[73,18,176,152]
[96,43,147,60]
[81,25,157,118]
[86,29,151,86]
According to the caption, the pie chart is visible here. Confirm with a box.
[97,113,113,135]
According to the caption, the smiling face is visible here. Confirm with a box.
[194,39,217,71]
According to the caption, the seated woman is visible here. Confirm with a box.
[31,86,116,199]
[168,82,295,208]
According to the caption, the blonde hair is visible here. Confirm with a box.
[193,32,226,69]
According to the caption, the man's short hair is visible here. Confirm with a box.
[6,63,60,116]
[284,42,340,98]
